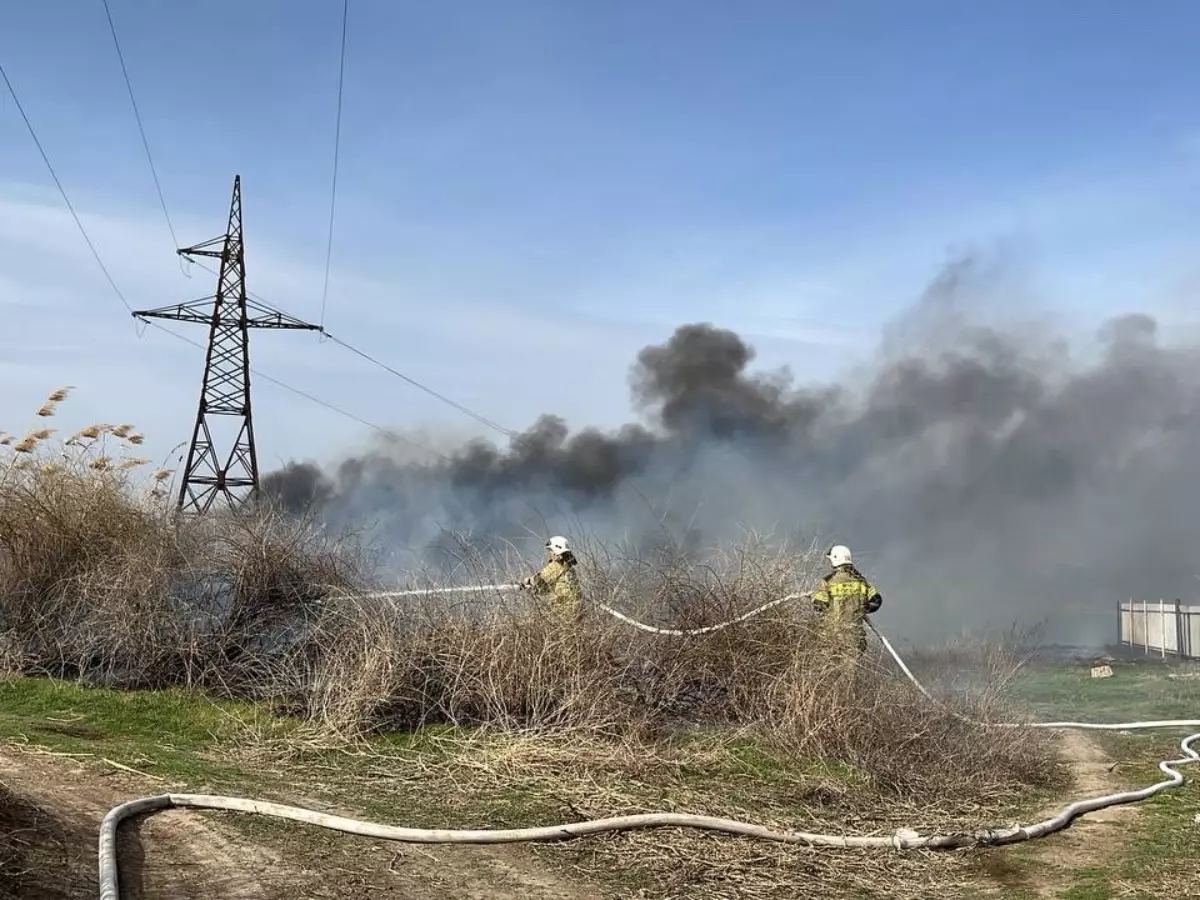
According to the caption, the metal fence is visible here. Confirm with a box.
[1118,599,1200,659]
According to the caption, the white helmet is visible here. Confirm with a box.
[546,535,571,555]
[827,544,852,567]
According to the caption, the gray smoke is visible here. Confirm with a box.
[263,256,1200,645]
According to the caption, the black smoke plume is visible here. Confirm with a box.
[263,257,1200,645]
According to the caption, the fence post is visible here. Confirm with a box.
[1142,598,1149,655]
[1126,597,1132,650]
[1159,598,1167,658]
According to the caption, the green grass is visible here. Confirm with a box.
[0,674,891,898]
[0,672,1038,900]
[4,663,1192,900]
[0,674,829,819]
[0,674,293,785]
[1038,728,1200,900]
[1103,729,1199,898]
[993,659,1200,900]
[1010,660,1199,722]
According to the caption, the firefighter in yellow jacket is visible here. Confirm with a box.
[520,535,583,621]
[810,544,882,660]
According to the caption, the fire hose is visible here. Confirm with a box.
[97,585,1200,900]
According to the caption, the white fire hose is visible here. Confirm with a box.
[341,584,524,600]
[96,585,1200,899]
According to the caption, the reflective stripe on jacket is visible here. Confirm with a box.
[811,564,882,649]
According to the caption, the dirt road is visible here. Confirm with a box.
[1027,730,1139,898]
[0,746,603,900]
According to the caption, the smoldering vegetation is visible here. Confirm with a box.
[0,397,1061,801]
[264,256,1200,643]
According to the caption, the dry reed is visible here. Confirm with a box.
[0,387,1063,810]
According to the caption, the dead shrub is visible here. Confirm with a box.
[0,390,366,693]
[291,537,1062,800]
[0,388,1063,805]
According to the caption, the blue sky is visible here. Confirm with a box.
[4,0,1200,477]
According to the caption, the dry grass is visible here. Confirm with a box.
[0,389,1066,893]
[0,781,68,900]
[0,390,367,694]
[235,721,1057,900]
[272,530,1058,801]
[289,569,1062,801]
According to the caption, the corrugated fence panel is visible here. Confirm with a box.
[1119,600,1200,660]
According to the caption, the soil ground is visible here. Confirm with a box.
[0,745,603,900]
[0,732,1147,900]
[1,661,1195,899]
[1028,730,1139,896]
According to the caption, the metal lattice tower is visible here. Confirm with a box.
[134,175,322,514]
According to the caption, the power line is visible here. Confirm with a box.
[182,262,661,524]
[0,50,445,473]
[185,259,519,438]
[0,62,134,312]
[169,263,662,521]
[322,333,521,440]
[100,0,180,251]
[320,334,671,520]
[3,19,656,527]
[311,333,674,525]
[319,0,350,331]
[140,318,450,462]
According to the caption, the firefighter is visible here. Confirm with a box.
[810,544,882,662]
[520,535,583,621]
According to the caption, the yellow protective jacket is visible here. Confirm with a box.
[528,557,582,619]
[810,564,882,653]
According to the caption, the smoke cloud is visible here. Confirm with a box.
[264,255,1200,646]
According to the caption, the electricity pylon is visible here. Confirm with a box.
[134,175,322,514]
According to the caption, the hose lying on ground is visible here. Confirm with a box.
[865,620,1200,731]
[96,586,1200,900]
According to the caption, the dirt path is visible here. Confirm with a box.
[1026,730,1137,898]
[0,745,604,900]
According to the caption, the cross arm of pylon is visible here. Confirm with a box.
[133,299,220,325]
[175,234,228,260]
[133,297,323,331]
[242,298,325,331]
